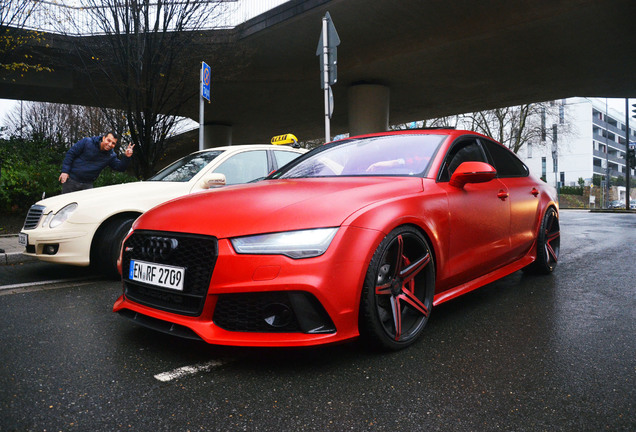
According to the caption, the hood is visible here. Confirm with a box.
[134,177,424,238]
[35,181,191,223]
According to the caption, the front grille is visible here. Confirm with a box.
[23,205,45,230]
[122,230,217,316]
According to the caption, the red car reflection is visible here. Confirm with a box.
[113,130,560,350]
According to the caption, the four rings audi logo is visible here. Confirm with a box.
[141,237,179,260]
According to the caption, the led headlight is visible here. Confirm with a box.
[49,203,78,228]
[231,227,338,259]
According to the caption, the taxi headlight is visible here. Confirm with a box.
[231,228,338,259]
[49,203,78,228]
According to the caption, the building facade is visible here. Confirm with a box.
[520,97,635,203]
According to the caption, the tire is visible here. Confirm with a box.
[527,207,560,274]
[359,226,435,350]
[91,216,136,279]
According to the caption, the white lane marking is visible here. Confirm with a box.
[0,277,96,291]
[154,360,227,382]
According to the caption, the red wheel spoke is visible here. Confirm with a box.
[397,289,429,317]
[546,243,558,263]
[546,227,559,263]
[399,252,431,284]
[375,282,392,296]
[546,231,560,242]
[390,297,402,341]
[393,235,405,274]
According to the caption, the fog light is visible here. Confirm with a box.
[43,244,59,255]
[262,303,293,328]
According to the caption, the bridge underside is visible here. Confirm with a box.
[1,0,635,148]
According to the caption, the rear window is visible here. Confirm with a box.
[481,139,529,177]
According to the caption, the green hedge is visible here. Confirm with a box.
[559,185,584,196]
[0,135,136,212]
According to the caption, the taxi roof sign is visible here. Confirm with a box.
[271,134,298,146]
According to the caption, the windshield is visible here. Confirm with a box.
[148,150,223,182]
[273,134,444,179]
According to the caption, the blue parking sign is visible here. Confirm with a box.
[201,62,211,101]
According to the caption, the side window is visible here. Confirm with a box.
[214,150,268,185]
[273,150,300,170]
[438,140,487,182]
[481,139,529,177]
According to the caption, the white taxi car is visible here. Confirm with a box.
[19,137,305,276]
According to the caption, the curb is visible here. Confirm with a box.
[1,252,38,266]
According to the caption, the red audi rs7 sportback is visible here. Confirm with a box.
[113,129,560,350]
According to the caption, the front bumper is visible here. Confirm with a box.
[20,227,94,266]
[113,225,382,347]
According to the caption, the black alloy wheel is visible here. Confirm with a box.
[359,225,435,350]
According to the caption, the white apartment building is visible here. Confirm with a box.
[521,97,635,193]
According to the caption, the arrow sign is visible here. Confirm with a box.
[316,12,340,89]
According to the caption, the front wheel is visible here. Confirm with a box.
[359,226,435,351]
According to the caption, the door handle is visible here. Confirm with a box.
[497,190,509,201]
[531,188,539,197]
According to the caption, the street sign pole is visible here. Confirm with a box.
[199,64,205,151]
[317,12,339,144]
[199,62,211,151]
[322,17,330,143]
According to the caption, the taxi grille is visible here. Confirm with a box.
[122,230,217,316]
[23,205,45,230]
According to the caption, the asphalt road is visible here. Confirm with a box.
[0,210,634,431]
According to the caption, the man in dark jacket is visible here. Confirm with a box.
[59,132,134,194]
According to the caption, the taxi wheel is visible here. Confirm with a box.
[359,226,435,351]
[91,216,136,279]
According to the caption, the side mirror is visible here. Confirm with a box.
[200,173,226,189]
[449,161,497,188]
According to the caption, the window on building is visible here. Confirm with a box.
[559,105,564,124]
[560,172,565,187]
[542,157,546,179]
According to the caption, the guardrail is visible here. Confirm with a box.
[11,0,290,35]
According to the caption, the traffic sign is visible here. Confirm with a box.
[201,62,211,101]
[317,12,340,89]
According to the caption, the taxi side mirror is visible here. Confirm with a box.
[200,173,226,189]
[449,161,497,188]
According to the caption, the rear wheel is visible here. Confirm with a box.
[91,216,136,279]
[359,226,435,350]
[527,207,560,274]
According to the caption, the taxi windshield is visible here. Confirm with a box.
[148,150,223,182]
[272,134,444,179]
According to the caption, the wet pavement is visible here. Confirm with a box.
[0,210,634,431]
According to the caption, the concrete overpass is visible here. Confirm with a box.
[1,0,635,150]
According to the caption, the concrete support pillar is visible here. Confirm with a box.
[203,124,232,148]
[347,84,390,136]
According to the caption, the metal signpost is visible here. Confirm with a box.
[317,12,340,143]
[199,61,211,151]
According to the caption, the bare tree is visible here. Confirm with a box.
[61,0,229,178]
[458,102,569,154]
[5,101,128,148]
[391,116,460,131]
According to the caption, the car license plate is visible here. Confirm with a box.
[129,259,185,291]
[18,233,27,247]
